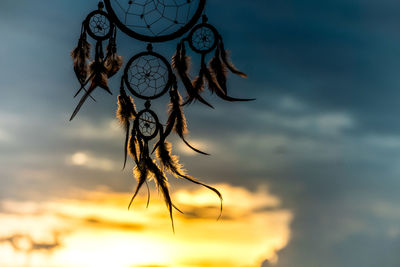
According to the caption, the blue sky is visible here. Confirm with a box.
[1,0,400,266]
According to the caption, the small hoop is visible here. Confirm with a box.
[188,23,219,54]
[134,108,160,141]
[85,10,114,41]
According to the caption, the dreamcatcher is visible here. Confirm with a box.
[70,0,252,229]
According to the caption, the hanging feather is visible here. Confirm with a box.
[105,52,123,78]
[69,59,112,121]
[117,88,137,169]
[172,41,213,108]
[105,30,123,78]
[71,28,91,85]
[128,158,148,210]
[203,63,255,102]
[192,69,205,97]
[71,29,97,102]
[156,140,222,218]
[144,156,175,231]
[218,37,248,78]
[209,45,227,94]
[166,86,209,155]
[128,133,139,165]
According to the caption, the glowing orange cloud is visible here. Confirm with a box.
[0,184,292,267]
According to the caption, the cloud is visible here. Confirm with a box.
[66,152,116,171]
[254,110,354,136]
[62,119,121,141]
[0,184,293,267]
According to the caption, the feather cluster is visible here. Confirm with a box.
[127,134,178,231]
[69,59,111,121]
[71,32,91,85]
[70,28,123,121]
[156,140,223,218]
[105,32,123,78]
[173,35,254,106]
[124,102,222,230]
[172,41,213,108]
[127,129,222,230]
[201,37,255,102]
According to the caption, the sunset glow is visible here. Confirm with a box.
[0,184,292,267]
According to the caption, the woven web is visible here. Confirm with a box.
[138,111,157,137]
[191,26,215,51]
[110,0,201,37]
[127,54,169,98]
[88,13,111,38]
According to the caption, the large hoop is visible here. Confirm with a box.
[104,0,206,43]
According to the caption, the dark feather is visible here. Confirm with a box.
[219,39,248,78]
[172,42,213,108]
[90,61,112,95]
[168,89,209,155]
[172,42,194,94]
[128,133,139,165]
[192,72,205,96]
[122,120,130,169]
[209,47,227,94]
[70,61,111,121]
[69,79,96,121]
[73,71,93,98]
[128,159,148,210]
[116,93,136,124]
[145,157,175,232]
[117,93,137,168]
[145,181,150,208]
[72,72,97,102]
[203,65,221,95]
[71,35,91,84]
[105,53,123,78]
[204,66,255,102]
[173,90,188,137]
[156,141,222,218]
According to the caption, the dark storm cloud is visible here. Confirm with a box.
[208,0,400,136]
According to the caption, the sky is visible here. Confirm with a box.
[1,0,400,266]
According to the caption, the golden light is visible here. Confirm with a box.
[71,152,88,166]
[0,184,293,267]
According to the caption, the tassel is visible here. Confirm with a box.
[71,29,96,102]
[71,28,91,85]
[144,156,175,232]
[69,60,112,121]
[156,140,223,218]
[173,41,213,108]
[192,69,205,96]
[105,31,123,78]
[105,52,123,78]
[209,46,227,94]
[204,63,255,102]
[128,158,148,210]
[218,38,248,78]
[128,133,139,165]
[117,87,137,169]
[167,86,209,155]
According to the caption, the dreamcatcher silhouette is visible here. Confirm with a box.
[70,0,252,230]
